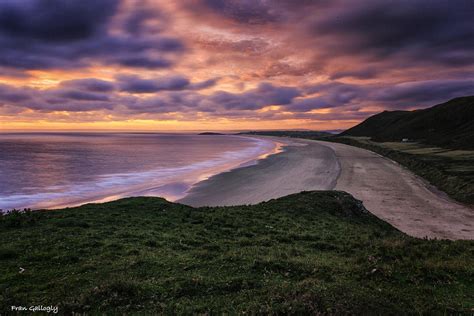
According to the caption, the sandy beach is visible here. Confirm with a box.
[179,137,339,206]
[179,136,474,240]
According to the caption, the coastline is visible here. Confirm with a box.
[1,134,281,211]
[6,134,472,239]
[178,136,340,206]
[179,136,474,240]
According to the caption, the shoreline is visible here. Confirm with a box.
[179,136,473,240]
[178,136,340,206]
[1,135,281,211]
[6,135,472,239]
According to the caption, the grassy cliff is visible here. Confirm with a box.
[341,96,474,150]
[1,192,473,314]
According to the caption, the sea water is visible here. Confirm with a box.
[0,133,277,210]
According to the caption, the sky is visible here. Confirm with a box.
[0,0,473,131]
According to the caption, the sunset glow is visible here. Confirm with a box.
[0,0,473,131]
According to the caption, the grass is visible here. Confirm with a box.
[332,137,474,205]
[1,192,473,314]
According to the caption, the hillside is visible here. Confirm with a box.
[341,96,474,149]
[1,192,473,314]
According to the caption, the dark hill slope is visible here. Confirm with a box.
[341,96,474,149]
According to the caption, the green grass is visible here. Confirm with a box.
[1,192,473,314]
[332,137,474,205]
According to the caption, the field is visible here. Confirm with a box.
[1,192,473,314]
[333,137,474,205]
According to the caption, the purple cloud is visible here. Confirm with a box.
[0,0,184,70]
[330,68,378,80]
[0,0,118,41]
[210,83,300,110]
[314,0,474,66]
[59,79,115,93]
[372,79,474,106]
[117,75,190,93]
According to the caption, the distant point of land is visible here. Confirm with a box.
[198,132,225,135]
[241,130,332,139]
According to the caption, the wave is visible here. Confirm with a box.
[0,136,279,210]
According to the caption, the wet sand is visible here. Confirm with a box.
[179,137,340,207]
[179,136,474,240]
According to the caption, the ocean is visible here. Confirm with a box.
[0,133,278,210]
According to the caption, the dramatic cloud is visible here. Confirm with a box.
[209,83,299,110]
[0,84,31,103]
[313,0,474,66]
[56,90,110,102]
[0,0,117,41]
[330,68,378,80]
[0,0,184,70]
[59,79,116,93]
[117,75,190,93]
[0,0,473,130]
[116,75,219,94]
[0,80,300,115]
[198,0,282,25]
[373,79,474,106]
